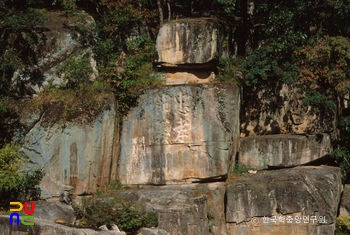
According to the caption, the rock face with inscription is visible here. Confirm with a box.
[155,18,224,85]
[226,166,342,235]
[118,83,240,185]
[239,134,332,169]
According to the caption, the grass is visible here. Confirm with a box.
[226,162,257,183]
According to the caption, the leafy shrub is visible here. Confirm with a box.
[57,55,93,89]
[335,216,350,235]
[217,57,244,82]
[0,145,42,210]
[74,194,158,234]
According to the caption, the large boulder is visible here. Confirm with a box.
[21,98,117,198]
[118,183,226,235]
[33,201,75,225]
[226,166,342,235]
[239,134,332,169]
[117,184,212,235]
[118,83,240,185]
[155,18,224,85]
[155,18,224,67]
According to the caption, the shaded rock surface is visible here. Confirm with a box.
[118,83,240,185]
[33,201,75,225]
[240,84,336,137]
[21,99,117,198]
[117,186,209,235]
[137,228,170,235]
[239,134,332,169]
[339,184,350,216]
[117,183,227,235]
[226,166,342,235]
[11,11,98,95]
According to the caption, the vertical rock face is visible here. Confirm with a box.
[239,134,332,169]
[22,100,117,198]
[118,83,240,185]
[226,166,342,235]
[339,184,350,216]
[155,18,224,85]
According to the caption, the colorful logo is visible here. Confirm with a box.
[9,202,35,226]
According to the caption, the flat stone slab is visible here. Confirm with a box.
[239,134,331,169]
[226,166,342,235]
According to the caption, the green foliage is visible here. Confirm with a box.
[231,161,252,176]
[57,55,93,89]
[302,90,337,113]
[241,46,299,86]
[217,57,243,82]
[335,216,350,235]
[74,193,158,233]
[0,100,6,113]
[0,145,43,209]
[226,162,256,183]
[332,116,350,182]
[0,5,46,97]
[207,211,215,221]
[1,8,46,32]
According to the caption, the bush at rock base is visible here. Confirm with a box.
[73,193,158,234]
[335,216,350,235]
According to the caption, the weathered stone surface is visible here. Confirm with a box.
[137,228,170,235]
[33,201,75,225]
[117,184,210,235]
[226,215,335,235]
[339,184,350,216]
[240,83,336,137]
[239,134,332,169]
[155,18,224,68]
[118,83,240,185]
[195,182,227,235]
[0,216,125,235]
[22,99,117,198]
[11,11,98,95]
[226,166,342,235]
[160,70,215,85]
[155,18,224,85]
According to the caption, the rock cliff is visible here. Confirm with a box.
[2,14,348,235]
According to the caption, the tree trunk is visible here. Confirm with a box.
[167,1,171,21]
[157,0,164,25]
